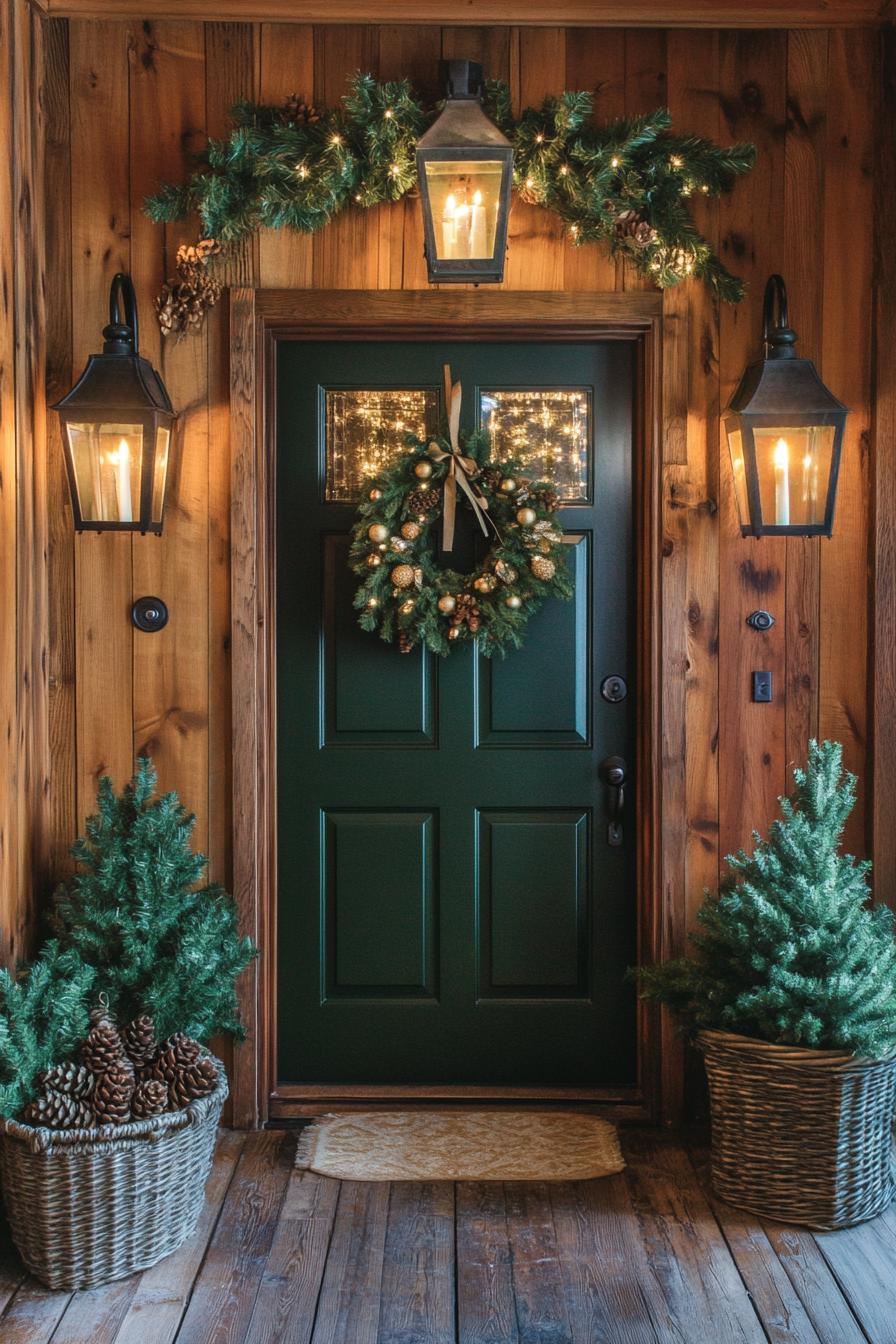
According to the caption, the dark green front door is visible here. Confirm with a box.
[276,338,637,1089]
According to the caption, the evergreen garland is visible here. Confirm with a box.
[638,741,896,1059]
[350,427,571,657]
[145,73,755,311]
[51,759,257,1043]
[0,942,96,1119]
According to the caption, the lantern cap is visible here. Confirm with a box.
[726,355,848,420]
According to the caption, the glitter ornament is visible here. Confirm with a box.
[391,564,416,589]
[368,523,389,543]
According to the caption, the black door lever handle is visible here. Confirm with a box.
[598,755,627,845]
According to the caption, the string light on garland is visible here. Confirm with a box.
[145,72,756,333]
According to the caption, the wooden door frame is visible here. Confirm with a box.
[229,287,682,1128]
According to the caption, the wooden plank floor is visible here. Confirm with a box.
[0,1128,893,1343]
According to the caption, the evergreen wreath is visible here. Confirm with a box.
[349,384,572,658]
[146,73,756,334]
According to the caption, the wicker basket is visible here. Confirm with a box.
[698,1029,896,1229]
[0,1055,227,1289]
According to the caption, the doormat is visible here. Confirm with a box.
[294,1110,624,1181]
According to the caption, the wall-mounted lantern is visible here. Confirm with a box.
[416,59,514,285]
[53,273,176,534]
[723,274,848,538]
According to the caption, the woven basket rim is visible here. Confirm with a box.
[697,1028,896,1070]
[0,1053,228,1155]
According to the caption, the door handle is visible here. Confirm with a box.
[598,755,627,847]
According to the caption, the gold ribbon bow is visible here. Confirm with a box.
[428,364,495,552]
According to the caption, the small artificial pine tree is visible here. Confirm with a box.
[0,941,96,1118]
[639,740,896,1058]
[51,758,256,1043]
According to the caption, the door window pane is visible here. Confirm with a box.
[479,388,592,504]
[325,388,439,502]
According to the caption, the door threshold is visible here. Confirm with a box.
[270,1083,650,1123]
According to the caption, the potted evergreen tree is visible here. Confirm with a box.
[0,759,256,1289]
[640,740,896,1229]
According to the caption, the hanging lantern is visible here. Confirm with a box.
[723,274,848,538]
[53,273,176,534]
[416,59,513,285]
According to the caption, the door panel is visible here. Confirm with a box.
[276,338,637,1089]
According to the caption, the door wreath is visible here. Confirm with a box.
[349,367,572,657]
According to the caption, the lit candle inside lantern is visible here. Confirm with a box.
[469,188,487,257]
[441,193,457,260]
[113,438,133,523]
[773,437,790,526]
[801,452,812,504]
[454,202,471,257]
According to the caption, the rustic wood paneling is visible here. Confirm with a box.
[9,17,888,1089]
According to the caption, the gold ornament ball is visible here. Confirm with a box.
[530,555,556,581]
[499,477,517,494]
[447,627,461,640]
[368,523,389,543]
[369,488,383,501]
[505,594,523,610]
[401,521,421,541]
[391,563,416,589]
[474,574,497,593]
[413,460,433,480]
[366,553,382,568]
[437,594,457,614]
[516,507,537,527]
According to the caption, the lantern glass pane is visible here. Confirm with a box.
[66,421,143,524]
[151,426,171,522]
[753,425,835,528]
[726,427,750,529]
[423,160,504,260]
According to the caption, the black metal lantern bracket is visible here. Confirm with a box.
[52,272,176,535]
[723,273,849,539]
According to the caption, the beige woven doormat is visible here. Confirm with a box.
[294,1110,624,1181]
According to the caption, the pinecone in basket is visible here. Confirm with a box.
[82,1014,131,1078]
[169,1056,218,1111]
[406,487,440,517]
[35,1062,95,1101]
[122,1014,158,1072]
[21,1090,93,1131]
[281,93,321,125]
[131,1077,169,1120]
[91,1061,135,1126]
[615,209,656,248]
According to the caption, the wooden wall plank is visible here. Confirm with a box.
[0,0,19,965]
[718,30,789,858]
[258,24,314,289]
[504,27,566,291]
[69,20,134,822]
[623,29,667,294]
[43,16,77,882]
[872,25,896,904]
[783,31,827,775]
[818,28,875,856]
[129,20,211,851]
[563,28,625,292]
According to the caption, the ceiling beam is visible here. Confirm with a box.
[42,0,895,26]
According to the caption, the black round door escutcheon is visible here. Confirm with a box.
[746,609,776,632]
[600,675,628,704]
[131,596,169,633]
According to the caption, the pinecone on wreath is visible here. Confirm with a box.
[21,1090,93,1131]
[451,593,481,634]
[281,93,321,125]
[480,466,503,492]
[406,487,440,516]
[92,1061,135,1126]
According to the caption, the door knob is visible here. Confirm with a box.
[598,755,627,846]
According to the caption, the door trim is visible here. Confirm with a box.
[229,288,679,1127]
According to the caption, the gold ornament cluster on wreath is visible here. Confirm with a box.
[349,413,572,658]
[19,1001,218,1131]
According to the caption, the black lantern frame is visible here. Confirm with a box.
[53,273,176,535]
[415,59,514,285]
[723,274,848,539]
